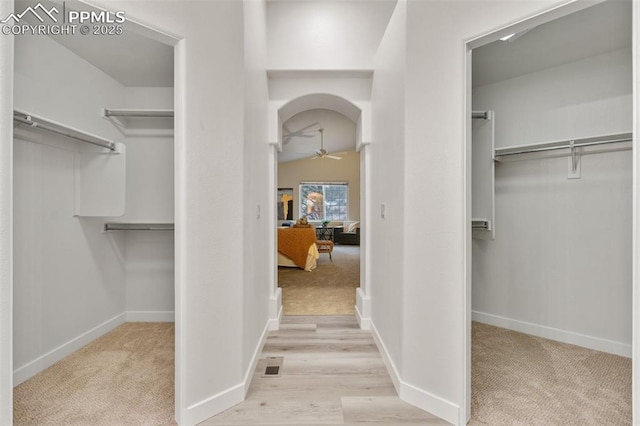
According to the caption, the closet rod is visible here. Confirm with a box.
[14,112,116,151]
[104,223,174,231]
[495,134,632,158]
[103,108,174,118]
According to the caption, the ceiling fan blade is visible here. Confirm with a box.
[283,122,319,137]
[282,130,318,144]
[327,155,342,160]
[310,156,319,160]
[284,130,317,137]
[297,122,320,133]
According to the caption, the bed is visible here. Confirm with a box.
[277,227,319,271]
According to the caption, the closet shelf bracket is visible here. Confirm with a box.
[472,219,491,231]
[104,223,174,231]
[568,140,581,179]
[472,111,491,120]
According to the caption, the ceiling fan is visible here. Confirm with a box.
[312,128,342,160]
[282,122,319,144]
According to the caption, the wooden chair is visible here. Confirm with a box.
[315,240,334,261]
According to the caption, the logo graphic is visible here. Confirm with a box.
[1,2,126,36]
[1,3,59,24]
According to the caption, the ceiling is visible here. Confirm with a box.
[473,0,632,88]
[266,0,396,70]
[16,0,629,94]
[16,0,174,87]
[50,31,174,87]
[280,109,356,163]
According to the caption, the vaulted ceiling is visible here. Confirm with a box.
[473,1,631,88]
[29,1,631,93]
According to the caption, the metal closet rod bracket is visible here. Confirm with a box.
[472,111,492,120]
[568,140,581,179]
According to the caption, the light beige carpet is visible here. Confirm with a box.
[14,322,175,426]
[278,245,360,315]
[471,322,632,425]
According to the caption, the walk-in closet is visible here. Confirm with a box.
[12,12,176,423]
[471,1,632,423]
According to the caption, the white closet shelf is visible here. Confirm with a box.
[104,223,174,231]
[266,69,374,79]
[14,109,118,152]
[494,132,632,160]
[102,108,174,118]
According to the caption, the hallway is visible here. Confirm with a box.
[201,316,446,425]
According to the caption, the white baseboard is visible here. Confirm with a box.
[354,304,371,330]
[472,310,632,358]
[244,320,271,395]
[355,288,371,330]
[183,318,272,425]
[13,312,126,386]
[268,304,282,331]
[370,321,401,393]
[370,320,460,425]
[126,310,175,322]
[268,288,282,330]
[400,380,460,425]
[184,382,244,426]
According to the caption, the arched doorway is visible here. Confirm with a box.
[268,92,372,329]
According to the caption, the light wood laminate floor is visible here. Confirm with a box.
[200,316,446,425]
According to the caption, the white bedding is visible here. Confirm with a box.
[278,243,319,271]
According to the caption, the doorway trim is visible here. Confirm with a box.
[0,6,184,424]
[0,0,14,422]
[463,0,635,423]
[268,93,372,329]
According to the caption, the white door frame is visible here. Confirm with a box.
[0,8,184,424]
[0,0,14,422]
[463,1,637,422]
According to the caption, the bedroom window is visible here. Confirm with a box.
[300,182,348,221]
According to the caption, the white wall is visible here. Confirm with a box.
[243,0,272,382]
[13,34,128,384]
[399,1,583,424]
[472,47,632,355]
[632,0,640,418]
[267,0,396,70]
[87,1,264,424]
[278,150,361,221]
[121,87,175,320]
[0,0,13,422]
[369,0,405,386]
[268,75,373,103]
[476,48,632,148]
